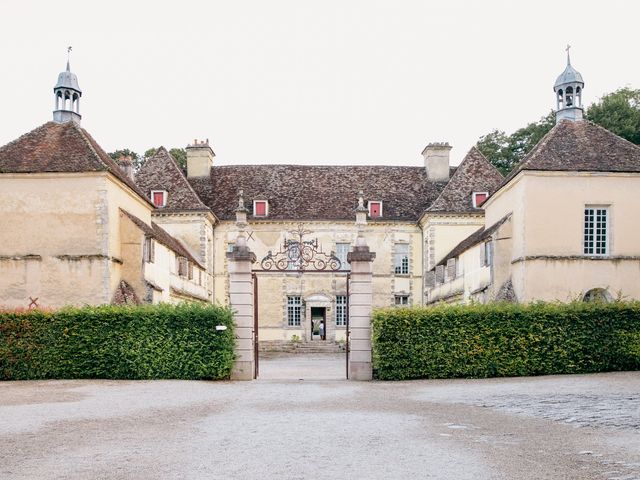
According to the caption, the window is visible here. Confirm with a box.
[177,256,188,276]
[473,192,489,208]
[584,207,608,255]
[368,201,382,218]
[188,263,194,280]
[143,237,155,263]
[254,200,268,217]
[335,243,350,270]
[482,241,493,267]
[335,295,347,326]
[151,190,167,208]
[227,242,235,253]
[287,296,302,326]
[394,295,409,306]
[394,243,409,275]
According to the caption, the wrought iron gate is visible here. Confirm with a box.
[250,225,351,379]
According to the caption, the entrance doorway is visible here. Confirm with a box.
[310,307,326,341]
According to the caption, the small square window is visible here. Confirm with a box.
[254,200,268,217]
[473,192,488,208]
[394,295,409,306]
[151,190,167,208]
[368,201,382,218]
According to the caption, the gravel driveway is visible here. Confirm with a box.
[1,354,638,480]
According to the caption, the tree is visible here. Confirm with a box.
[108,149,144,171]
[477,87,640,175]
[586,87,640,145]
[476,112,554,175]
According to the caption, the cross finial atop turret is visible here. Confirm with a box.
[565,44,571,64]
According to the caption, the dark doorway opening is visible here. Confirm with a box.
[310,307,326,341]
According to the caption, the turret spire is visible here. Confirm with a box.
[53,46,82,124]
[553,46,584,123]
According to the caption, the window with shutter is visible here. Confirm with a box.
[473,192,488,208]
[254,200,268,217]
[151,190,167,207]
[368,201,382,218]
[435,265,445,284]
[446,258,456,280]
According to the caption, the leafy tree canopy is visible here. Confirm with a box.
[477,87,640,175]
[109,147,187,172]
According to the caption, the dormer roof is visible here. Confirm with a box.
[426,147,503,214]
[135,147,211,213]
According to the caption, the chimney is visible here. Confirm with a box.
[186,138,215,178]
[117,155,134,182]
[421,142,452,182]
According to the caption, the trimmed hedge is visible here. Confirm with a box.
[372,302,640,380]
[0,303,235,380]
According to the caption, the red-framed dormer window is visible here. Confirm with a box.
[254,200,268,217]
[368,201,382,218]
[473,192,488,208]
[151,190,167,208]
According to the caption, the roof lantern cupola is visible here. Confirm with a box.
[53,46,82,124]
[553,45,584,123]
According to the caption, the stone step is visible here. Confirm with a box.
[259,340,345,354]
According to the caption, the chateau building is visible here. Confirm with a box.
[1,52,639,343]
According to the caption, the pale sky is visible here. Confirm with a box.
[1,0,639,166]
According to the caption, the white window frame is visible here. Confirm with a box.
[151,190,167,208]
[253,200,269,217]
[394,243,409,275]
[287,296,302,326]
[335,243,351,271]
[368,201,383,218]
[584,206,609,256]
[472,192,489,209]
[394,295,409,306]
[483,241,493,267]
[335,295,347,326]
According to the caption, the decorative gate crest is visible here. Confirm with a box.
[260,224,342,271]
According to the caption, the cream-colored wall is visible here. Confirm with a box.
[215,220,422,341]
[483,171,640,302]
[152,213,215,301]
[0,173,111,308]
[420,214,485,272]
[520,259,640,302]
[520,172,640,256]
[105,175,153,298]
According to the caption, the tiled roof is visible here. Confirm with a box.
[120,209,204,268]
[189,165,453,222]
[435,214,511,268]
[135,147,211,213]
[503,119,640,184]
[427,147,503,213]
[0,121,152,206]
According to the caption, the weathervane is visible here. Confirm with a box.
[565,44,571,63]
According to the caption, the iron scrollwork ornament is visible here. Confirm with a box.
[260,224,342,271]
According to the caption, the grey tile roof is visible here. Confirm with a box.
[503,119,640,184]
[135,147,211,213]
[0,121,152,206]
[427,147,503,213]
[188,165,453,222]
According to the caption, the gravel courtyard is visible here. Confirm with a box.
[1,354,638,480]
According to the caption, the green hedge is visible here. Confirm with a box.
[0,303,235,380]
[372,302,640,380]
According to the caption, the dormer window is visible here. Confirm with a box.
[368,201,382,218]
[472,192,488,208]
[253,200,268,217]
[151,190,167,208]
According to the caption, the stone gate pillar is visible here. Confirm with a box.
[347,233,376,381]
[226,234,256,380]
